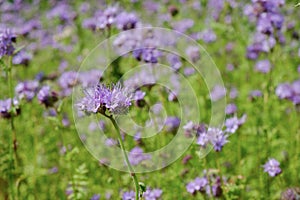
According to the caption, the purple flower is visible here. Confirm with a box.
[167,54,182,71]
[249,89,263,98]
[185,46,200,63]
[0,28,16,58]
[122,191,135,200]
[200,29,217,43]
[116,12,139,30]
[229,88,238,99]
[128,147,151,166]
[210,85,226,101]
[12,51,32,66]
[186,177,208,194]
[164,116,180,132]
[184,67,195,76]
[134,90,146,101]
[96,6,119,30]
[0,98,20,119]
[37,86,58,107]
[15,80,39,101]
[172,19,194,33]
[255,59,272,73]
[90,194,100,200]
[58,71,79,96]
[197,130,210,147]
[78,83,133,115]
[225,103,237,115]
[208,128,228,152]
[275,83,293,99]
[263,158,281,177]
[225,117,239,133]
[144,188,163,200]
[281,188,300,200]
[133,47,162,64]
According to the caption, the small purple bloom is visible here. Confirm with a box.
[186,46,200,63]
[255,59,272,73]
[128,147,151,166]
[122,191,135,200]
[208,128,228,152]
[225,103,237,115]
[164,116,180,132]
[275,83,293,99]
[12,51,32,66]
[263,158,282,177]
[210,85,226,101]
[37,86,58,107]
[15,80,39,101]
[116,12,139,30]
[200,29,217,43]
[249,89,263,98]
[184,67,195,76]
[0,98,20,119]
[90,194,100,200]
[186,177,208,194]
[144,188,163,200]
[134,90,146,101]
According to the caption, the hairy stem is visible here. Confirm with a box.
[6,56,16,200]
[108,116,140,200]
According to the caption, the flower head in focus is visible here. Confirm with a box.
[78,82,133,116]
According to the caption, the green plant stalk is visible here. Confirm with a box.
[109,116,140,200]
[6,56,16,200]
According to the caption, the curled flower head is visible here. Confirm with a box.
[78,82,133,115]
[0,28,16,58]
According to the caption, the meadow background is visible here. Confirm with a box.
[0,0,299,199]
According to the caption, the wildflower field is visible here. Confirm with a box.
[0,0,300,199]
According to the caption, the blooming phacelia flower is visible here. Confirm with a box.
[78,82,133,115]
[263,158,282,177]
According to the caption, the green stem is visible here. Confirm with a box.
[108,116,140,200]
[6,56,16,200]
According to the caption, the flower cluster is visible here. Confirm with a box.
[83,6,139,31]
[78,82,133,115]
[0,28,16,58]
[186,170,224,198]
[122,187,162,200]
[275,79,300,105]
[245,0,285,59]
[184,115,246,152]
